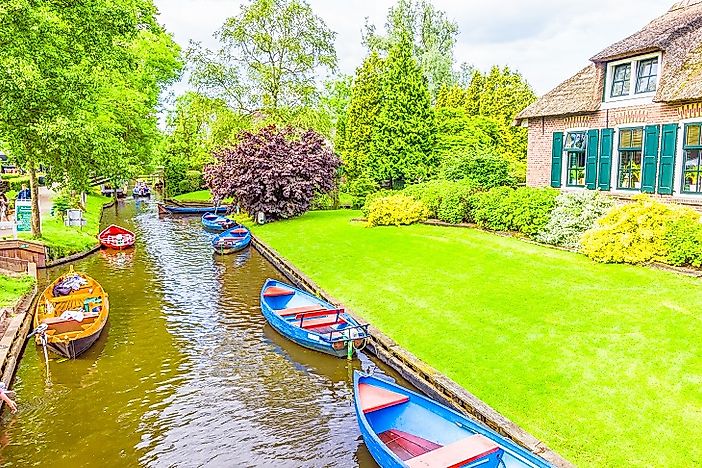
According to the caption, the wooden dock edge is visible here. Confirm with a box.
[0,285,38,413]
[251,235,574,468]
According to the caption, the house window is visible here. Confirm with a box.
[611,64,631,97]
[617,128,643,190]
[682,123,702,193]
[606,54,661,101]
[564,131,586,186]
[635,58,658,94]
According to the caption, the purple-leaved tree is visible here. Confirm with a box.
[205,125,340,221]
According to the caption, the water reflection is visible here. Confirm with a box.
[0,200,401,467]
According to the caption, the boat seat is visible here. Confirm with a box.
[300,317,345,330]
[406,434,502,468]
[277,305,325,316]
[42,312,100,325]
[263,286,295,297]
[379,429,442,461]
[358,383,409,413]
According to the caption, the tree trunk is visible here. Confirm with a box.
[28,162,41,237]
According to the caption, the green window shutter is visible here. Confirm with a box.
[641,125,660,193]
[598,128,614,191]
[657,124,678,195]
[551,132,563,187]
[585,129,599,189]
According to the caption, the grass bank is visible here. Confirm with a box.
[20,194,111,260]
[172,190,212,202]
[252,210,702,467]
[0,274,34,308]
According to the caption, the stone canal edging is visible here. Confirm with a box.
[0,284,38,413]
[251,235,573,468]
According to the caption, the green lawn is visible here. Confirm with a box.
[253,210,702,467]
[19,194,111,260]
[0,274,34,308]
[172,190,212,202]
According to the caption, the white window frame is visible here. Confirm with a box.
[609,123,649,195]
[603,52,662,107]
[674,118,702,199]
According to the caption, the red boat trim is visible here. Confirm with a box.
[405,434,500,468]
[263,286,294,297]
[378,429,442,461]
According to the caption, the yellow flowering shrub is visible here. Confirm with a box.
[580,195,700,264]
[366,194,429,227]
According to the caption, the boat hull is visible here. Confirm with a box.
[353,372,553,468]
[158,203,228,215]
[98,224,136,250]
[211,227,251,254]
[46,319,106,359]
[202,213,238,232]
[260,279,369,358]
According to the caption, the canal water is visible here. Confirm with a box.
[0,200,397,467]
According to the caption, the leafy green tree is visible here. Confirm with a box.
[363,0,459,100]
[0,0,181,235]
[319,75,353,153]
[343,52,385,180]
[436,84,468,110]
[371,31,436,187]
[188,0,337,117]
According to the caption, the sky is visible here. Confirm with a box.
[153,0,672,99]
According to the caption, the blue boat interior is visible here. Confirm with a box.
[262,282,363,339]
[212,227,250,246]
[358,374,549,468]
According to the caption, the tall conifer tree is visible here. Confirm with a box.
[371,31,436,186]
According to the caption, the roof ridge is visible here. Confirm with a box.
[670,0,702,11]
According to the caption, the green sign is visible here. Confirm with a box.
[15,200,31,232]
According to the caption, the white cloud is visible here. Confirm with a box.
[154,0,674,96]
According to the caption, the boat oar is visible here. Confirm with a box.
[28,324,51,381]
[26,323,48,340]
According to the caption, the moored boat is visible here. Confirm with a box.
[259,279,370,358]
[202,212,238,231]
[98,224,136,250]
[211,226,251,254]
[33,270,109,359]
[157,203,228,215]
[353,371,553,468]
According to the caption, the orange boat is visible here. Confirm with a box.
[98,224,135,250]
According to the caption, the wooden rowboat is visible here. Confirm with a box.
[259,279,370,358]
[211,226,251,254]
[157,203,228,215]
[34,270,109,359]
[98,224,135,250]
[201,213,238,232]
[353,371,552,468]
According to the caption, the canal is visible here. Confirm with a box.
[0,200,398,467]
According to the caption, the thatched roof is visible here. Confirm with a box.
[517,0,702,120]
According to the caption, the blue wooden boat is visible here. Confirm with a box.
[212,226,251,254]
[201,213,237,231]
[157,203,228,215]
[353,371,553,468]
[259,279,370,358]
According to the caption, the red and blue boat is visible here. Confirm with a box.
[212,226,251,254]
[260,279,370,358]
[354,371,553,468]
[201,213,238,231]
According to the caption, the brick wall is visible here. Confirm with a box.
[525,101,697,188]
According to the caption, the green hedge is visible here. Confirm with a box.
[366,194,428,227]
[470,187,558,236]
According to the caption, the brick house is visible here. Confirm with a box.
[515,0,702,201]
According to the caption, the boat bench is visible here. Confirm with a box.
[405,434,503,468]
[263,286,294,298]
[358,383,409,413]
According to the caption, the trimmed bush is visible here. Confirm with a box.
[441,150,515,189]
[311,193,335,210]
[470,186,558,236]
[8,175,30,191]
[580,195,700,264]
[347,176,378,209]
[537,191,616,249]
[361,189,394,217]
[665,217,702,267]
[402,179,480,223]
[366,194,428,227]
